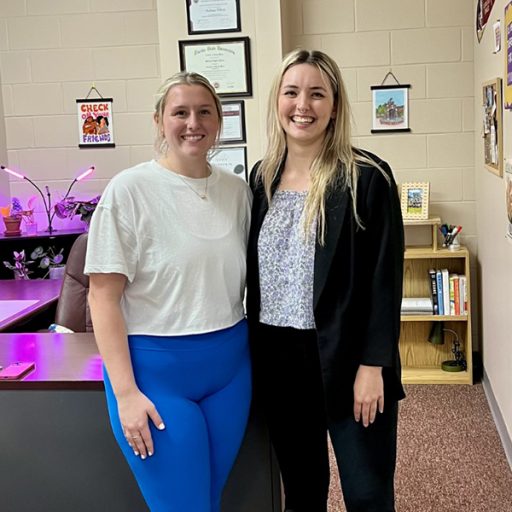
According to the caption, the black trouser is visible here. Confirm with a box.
[252,323,398,512]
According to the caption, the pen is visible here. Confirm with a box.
[446,226,462,245]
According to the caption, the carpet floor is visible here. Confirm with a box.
[327,384,512,512]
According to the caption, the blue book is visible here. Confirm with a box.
[436,270,444,315]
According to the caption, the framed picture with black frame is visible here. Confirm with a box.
[179,37,252,97]
[220,100,246,144]
[371,84,411,133]
[186,0,241,35]
[209,146,248,180]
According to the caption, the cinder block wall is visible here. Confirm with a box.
[0,0,160,229]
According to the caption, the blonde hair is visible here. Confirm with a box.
[258,49,387,244]
[153,71,223,155]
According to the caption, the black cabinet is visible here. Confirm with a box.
[0,229,84,279]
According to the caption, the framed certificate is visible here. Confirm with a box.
[209,146,248,180]
[179,37,252,97]
[186,0,241,35]
[220,101,246,144]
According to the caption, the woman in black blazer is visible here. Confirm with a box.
[247,49,405,512]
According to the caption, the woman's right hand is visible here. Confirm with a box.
[117,389,166,459]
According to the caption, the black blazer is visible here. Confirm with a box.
[247,152,406,419]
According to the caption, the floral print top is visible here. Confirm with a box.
[258,190,316,329]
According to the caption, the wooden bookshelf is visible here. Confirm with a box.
[400,245,473,385]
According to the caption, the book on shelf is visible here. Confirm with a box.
[428,269,439,315]
[401,297,433,315]
[427,270,467,316]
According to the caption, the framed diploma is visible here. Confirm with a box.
[179,37,252,97]
[220,101,246,144]
[209,146,248,180]
[186,0,241,35]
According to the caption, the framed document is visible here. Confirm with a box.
[220,101,246,144]
[186,0,241,35]
[209,146,248,180]
[179,37,252,97]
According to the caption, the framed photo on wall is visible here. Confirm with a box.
[186,0,241,35]
[209,146,247,180]
[400,182,430,220]
[179,37,252,97]
[76,98,115,148]
[220,100,246,144]
[482,77,503,177]
[371,85,410,133]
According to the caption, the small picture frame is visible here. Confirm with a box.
[179,37,252,97]
[482,77,503,177]
[209,146,247,180]
[400,182,430,220]
[371,85,411,133]
[76,98,115,148]
[220,100,246,144]
[186,0,241,35]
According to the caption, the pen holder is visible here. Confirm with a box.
[448,234,460,251]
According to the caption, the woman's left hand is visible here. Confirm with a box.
[353,365,384,427]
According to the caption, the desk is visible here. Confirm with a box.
[0,279,62,331]
[0,333,280,512]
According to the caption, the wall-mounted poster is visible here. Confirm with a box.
[505,1,512,110]
[476,0,496,42]
[76,98,115,148]
[371,85,410,133]
[186,0,241,35]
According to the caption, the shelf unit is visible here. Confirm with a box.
[401,221,473,385]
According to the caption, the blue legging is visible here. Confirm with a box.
[103,319,251,512]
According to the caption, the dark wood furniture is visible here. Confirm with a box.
[0,333,281,512]
[0,279,62,331]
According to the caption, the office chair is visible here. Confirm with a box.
[54,232,93,332]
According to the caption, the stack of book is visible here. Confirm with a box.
[428,268,468,316]
[401,297,433,315]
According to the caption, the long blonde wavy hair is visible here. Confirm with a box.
[257,49,386,244]
[153,71,223,156]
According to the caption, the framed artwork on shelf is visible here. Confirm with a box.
[76,98,115,148]
[209,146,247,180]
[371,85,410,133]
[220,100,246,144]
[400,182,430,221]
[186,0,241,35]
[482,77,503,177]
[179,37,252,97]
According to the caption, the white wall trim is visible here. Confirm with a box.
[482,370,512,470]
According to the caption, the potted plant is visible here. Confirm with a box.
[0,198,23,236]
[31,246,65,279]
[2,250,34,279]
[54,195,100,228]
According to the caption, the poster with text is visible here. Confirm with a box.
[76,98,115,148]
[505,1,512,109]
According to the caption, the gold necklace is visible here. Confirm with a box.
[175,168,211,200]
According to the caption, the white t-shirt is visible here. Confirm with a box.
[84,160,252,336]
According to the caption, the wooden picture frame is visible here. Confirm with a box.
[371,85,411,133]
[400,182,430,220]
[482,77,503,176]
[220,100,246,144]
[178,37,252,97]
[186,0,241,35]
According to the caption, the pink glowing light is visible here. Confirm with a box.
[1,165,25,180]
[76,166,95,182]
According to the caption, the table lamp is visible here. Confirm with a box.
[428,322,466,372]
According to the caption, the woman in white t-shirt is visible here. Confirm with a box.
[85,72,252,512]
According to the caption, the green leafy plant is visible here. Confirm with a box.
[31,246,64,278]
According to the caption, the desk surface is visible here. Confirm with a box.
[0,332,102,390]
[0,279,62,331]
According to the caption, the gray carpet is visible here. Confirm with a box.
[327,384,512,511]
